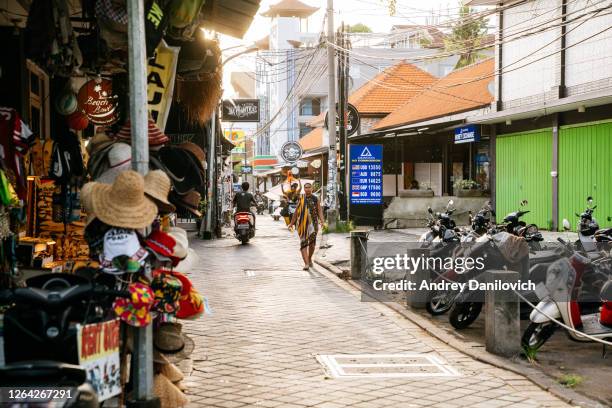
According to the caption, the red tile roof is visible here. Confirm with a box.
[298,127,323,151]
[374,58,494,131]
[261,0,318,17]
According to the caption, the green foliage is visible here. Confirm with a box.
[453,179,479,190]
[347,23,372,33]
[444,5,489,69]
[523,346,539,363]
[558,374,583,388]
[323,220,354,234]
[380,0,396,16]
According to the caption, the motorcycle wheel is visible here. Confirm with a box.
[449,301,483,329]
[521,322,556,351]
[426,290,455,316]
[241,237,249,245]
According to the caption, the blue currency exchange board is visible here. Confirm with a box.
[349,144,383,205]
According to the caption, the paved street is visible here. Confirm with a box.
[180,216,570,407]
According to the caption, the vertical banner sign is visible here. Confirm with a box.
[77,319,121,402]
[350,144,383,204]
[147,40,179,131]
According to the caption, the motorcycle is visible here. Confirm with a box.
[255,197,265,215]
[425,202,493,316]
[501,200,543,249]
[522,237,612,351]
[573,196,612,252]
[0,272,129,407]
[419,199,460,245]
[234,211,255,244]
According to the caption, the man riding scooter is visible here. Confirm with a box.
[233,182,257,230]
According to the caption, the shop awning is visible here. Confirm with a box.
[255,168,283,177]
[201,0,262,39]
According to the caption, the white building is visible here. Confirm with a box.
[255,0,460,161]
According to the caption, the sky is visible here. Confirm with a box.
[221,0,462,96]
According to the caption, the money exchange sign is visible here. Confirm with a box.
[349,144,383,205]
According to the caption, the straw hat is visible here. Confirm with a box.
[154,322,185,353]
[153,373,188,408]
[160,362,184,383]
[90,170,158,229]
[86,132,115,156]
[144,170,175,213]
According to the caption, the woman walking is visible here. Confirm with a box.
[288,183,325,270]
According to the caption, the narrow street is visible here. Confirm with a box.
[181,216,570,408]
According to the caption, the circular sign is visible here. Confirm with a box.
[324,102,361,137]
[77,78,119,125]
[291,166,299,175]
[310,159,321,169]
[280,141,303,163]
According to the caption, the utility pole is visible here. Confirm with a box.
[126,1,157,406]
[326,0,337,230]
[337,22,347,221]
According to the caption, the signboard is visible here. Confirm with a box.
[77,319,121,402]
[325,103,360,136]
[222,99,260,122]
[77,78,118,125]
[280,141,303,163]
[147,40,179,131]
[349,144,383,205]
[454,125,480,144]
[224,129,246,153]
[241,165,253,174]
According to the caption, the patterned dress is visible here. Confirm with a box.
[296,194,319,249]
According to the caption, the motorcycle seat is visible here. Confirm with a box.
[0,361,87,384]
[529,250,561,264]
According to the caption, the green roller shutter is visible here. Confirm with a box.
[559,121,612,228]
[496,129,553,229]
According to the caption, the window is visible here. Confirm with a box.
[26,60,49,138]
[299,98,321,116]
[299,124,311,138]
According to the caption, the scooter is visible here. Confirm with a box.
[419,199,460,245]
[501,200,543,249]
[522,237,612,351]
[426,202,493,316]
[0,272,129,407]
[234,211,255,244]
[574,196,612,252]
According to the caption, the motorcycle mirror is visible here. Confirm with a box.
[427,207,433,214]
[520,199,528,207]
[562,218,571,231]
[447,199,454,207]
[608,216,611,222]
[587,196,593,204]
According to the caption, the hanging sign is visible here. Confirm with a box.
[454,125,481,144]
[350,144,383,205]
[77,319,121,402]
[148,40,180,131]
[241,165,253,174]
[325,103,360,136]
[221,99,260,122]
[77,78,118,125]
[280,141,303,163]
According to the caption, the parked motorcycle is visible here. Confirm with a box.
[573,197,612,252]
[0,272,129,407]
[501,200,543,249]
[234,211,255,244]
[419,199,460,245]
[522,237,612,351]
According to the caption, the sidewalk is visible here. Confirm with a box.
[179,217,573,407]
[317,228,610,407]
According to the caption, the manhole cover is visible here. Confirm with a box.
[244,270,310,277]
[316,354,460,378]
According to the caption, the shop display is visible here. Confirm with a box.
[0,2,220,406]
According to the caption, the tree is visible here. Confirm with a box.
[347,23,372,33]
[444,6,489,69]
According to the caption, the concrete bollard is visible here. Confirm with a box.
[485,270,521,357]
[350,231,368,280]
[406,247,430,309]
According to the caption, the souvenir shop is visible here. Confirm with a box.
[0,0,244,406]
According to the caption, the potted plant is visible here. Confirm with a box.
[453,179,483,197]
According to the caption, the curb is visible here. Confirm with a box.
[312,255,603,408]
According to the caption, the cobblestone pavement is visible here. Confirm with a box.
[180,216,570,407]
